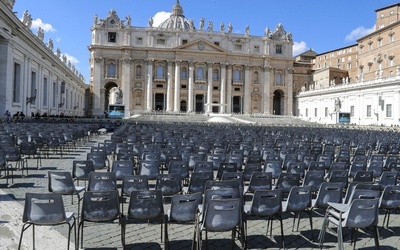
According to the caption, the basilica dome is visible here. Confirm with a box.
[158,1,194,30]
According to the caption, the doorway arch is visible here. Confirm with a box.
[273,90,285,115]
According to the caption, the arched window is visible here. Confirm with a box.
[135,65,142,78]
[156,65,164,79]
[181,67,187,80]
[234,69,241,81]
[107,63,116,77]
[275,72,282,85]
[197,67,204,79]
[213,69,219,81]
[254,71,259,84]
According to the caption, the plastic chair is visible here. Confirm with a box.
[242,162,262,182]
[352,170,373,183]
[263,160,282,180]
[111,160,134,180]
[274,173,300,196]
[193,161,214,173]
[319,198,380,250]
[216,162,238,179]
[137,160,160,180]
[379,185,400,229]
[282,186,314,241]
[195,198,245,250]
[302,170,325,193]
[122,190,167,249]
[168,160,189,183]
[121,175,149,214]
[72,160,94,186]
[243,189,284,249]
[18,193,76,250]
[182,171,213,194]
[367,161,384,178]
[244,171,272,194]
[311,182,343,215]
[377,171,398,191]
[167,192,203,249]
[48,171,85,219]
[327,170,348,189]
[88,171,117,191]
[20,141,42,170]
[79,190,123,249]
[156,173,182,199]
[87,152,109,171]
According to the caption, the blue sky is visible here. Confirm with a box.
[13,0,396,84]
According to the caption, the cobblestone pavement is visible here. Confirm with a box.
[1,119,400,249]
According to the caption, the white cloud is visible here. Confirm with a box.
[152,11,171,27]
[55,37,61,42]
[31,18,56,32]
[62,53,79,64]
[293,41,308,56]
[345,25,375,42]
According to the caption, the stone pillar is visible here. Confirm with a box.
[174,61,181,112]
[226,65,232,113]
[166,61,173,112]
[92,57,103,116]
[286,68,293,116]
[263,66,271,114]
[146,60,153,111]
[220,64,226,113]
[243,66,251,114]
[206,62,213,113]
[188,62,194,112]
[122,58,131,117]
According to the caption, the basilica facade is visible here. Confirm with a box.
[89,1,294,117]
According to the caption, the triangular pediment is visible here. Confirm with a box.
[176,39,227,53]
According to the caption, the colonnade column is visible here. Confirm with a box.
[206,62,213,113]
[166,61,173,112]
[146,60,153,111]
[286,68,293,116]
[173,61,181,112]
[122,58,131,116]
[92,57,103,116]
[188,62,194,112]
[220,64,226,113]
[263,66,271,114]
[226,65,232,113]
[243,66,251,114]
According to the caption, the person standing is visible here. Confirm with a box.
[4,110,11,122]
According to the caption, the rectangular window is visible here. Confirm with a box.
[182,39,188,44]
[305,108,308,117]
[350,106,354,117]
[253,45,259,52]
[234,87,241,91]
[156,38,166,45]
[214,42,219,46]
[275,45,282,54]
[13,63,21,103]
[367,105,372,117]
[108,32,116,42]
[31,71,37,105]
[43,77,48,106]
[386,104,392,117]
[348,63,352,69]
[314,108,318,117]
[390,35,394,42]
[213,86,219,90]
[181,84,187,89]
[136,37,143,44]
[234,44,243,50]
[325,107,328,117]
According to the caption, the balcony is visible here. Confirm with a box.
[232,80,244,85]
[195,78,206,83]
[154,76,166,82]
[105,74,117,79]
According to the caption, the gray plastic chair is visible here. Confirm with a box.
[88,171,117,191]
[18,192,76,250]
[380,185,400,229]
[121,175,149,214]
[156,173,182,199]
[183,171,213,194]
[311,182,343,217]
[111,160,134,180]
[244,171,272,194]
[72,160,94,186]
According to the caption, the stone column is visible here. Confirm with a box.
[188,62,194,112]
[166,61,173,112]
[226,65,232,113]
[174,61,181,112]
[146,60,153,111]
[263,66,271,114]
[122,58,131,116]
[286,68,293,116]
[220,64,226,113]
[206,62,213,113]
[243,66,251,114]
[92,57,103,116]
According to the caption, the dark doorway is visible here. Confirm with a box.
[180,100,187,112]
[155,93,164,111]
[233,96,241,113]
[212,102,219,113]
[273,90,283,115]
[195,95,204,113]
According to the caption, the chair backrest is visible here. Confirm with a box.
[193,161,214,173]
[380,185,400,209]
[216,162,238,179]
[187,172,214,194]
[221,172,244,189]
[168,160,189,179]
[264,160,282,179]
[111,160,134,180]
[285,186,312,212]
[188,153,207,170]
[247,172,272,193]
[203,198,241,232]
[122,175,149,196]
[169,192,203,222]
[204,179,241,192]
[88,171,117,191]
[344,198,379,228]
[243,162,262,181]
[378,171,398,190]
[275,173,300,193]
[287,162,306,178]
[206,154,223,170]
[48,171,75,194]
[303,170,325,192]
[72,160,95,181]
[313,182,343,209]
[138,160,160,180]
[128,190,164,220]
[23,192,66,224]
[346,188,381,204]
[203,188,241,210]
[155,173,182,196]
[249,189,282,216]
[353,170,374,182]
[86,152,107,170]
[82,190,120,222]
[307,161,325,172]
[328,170,348,188]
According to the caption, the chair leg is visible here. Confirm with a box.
[278,215,285,250]
[352,228,358,250]
[18,223,31,250]
[373,225,380,249]
[338,223,344,250]
[308,210,314,242]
